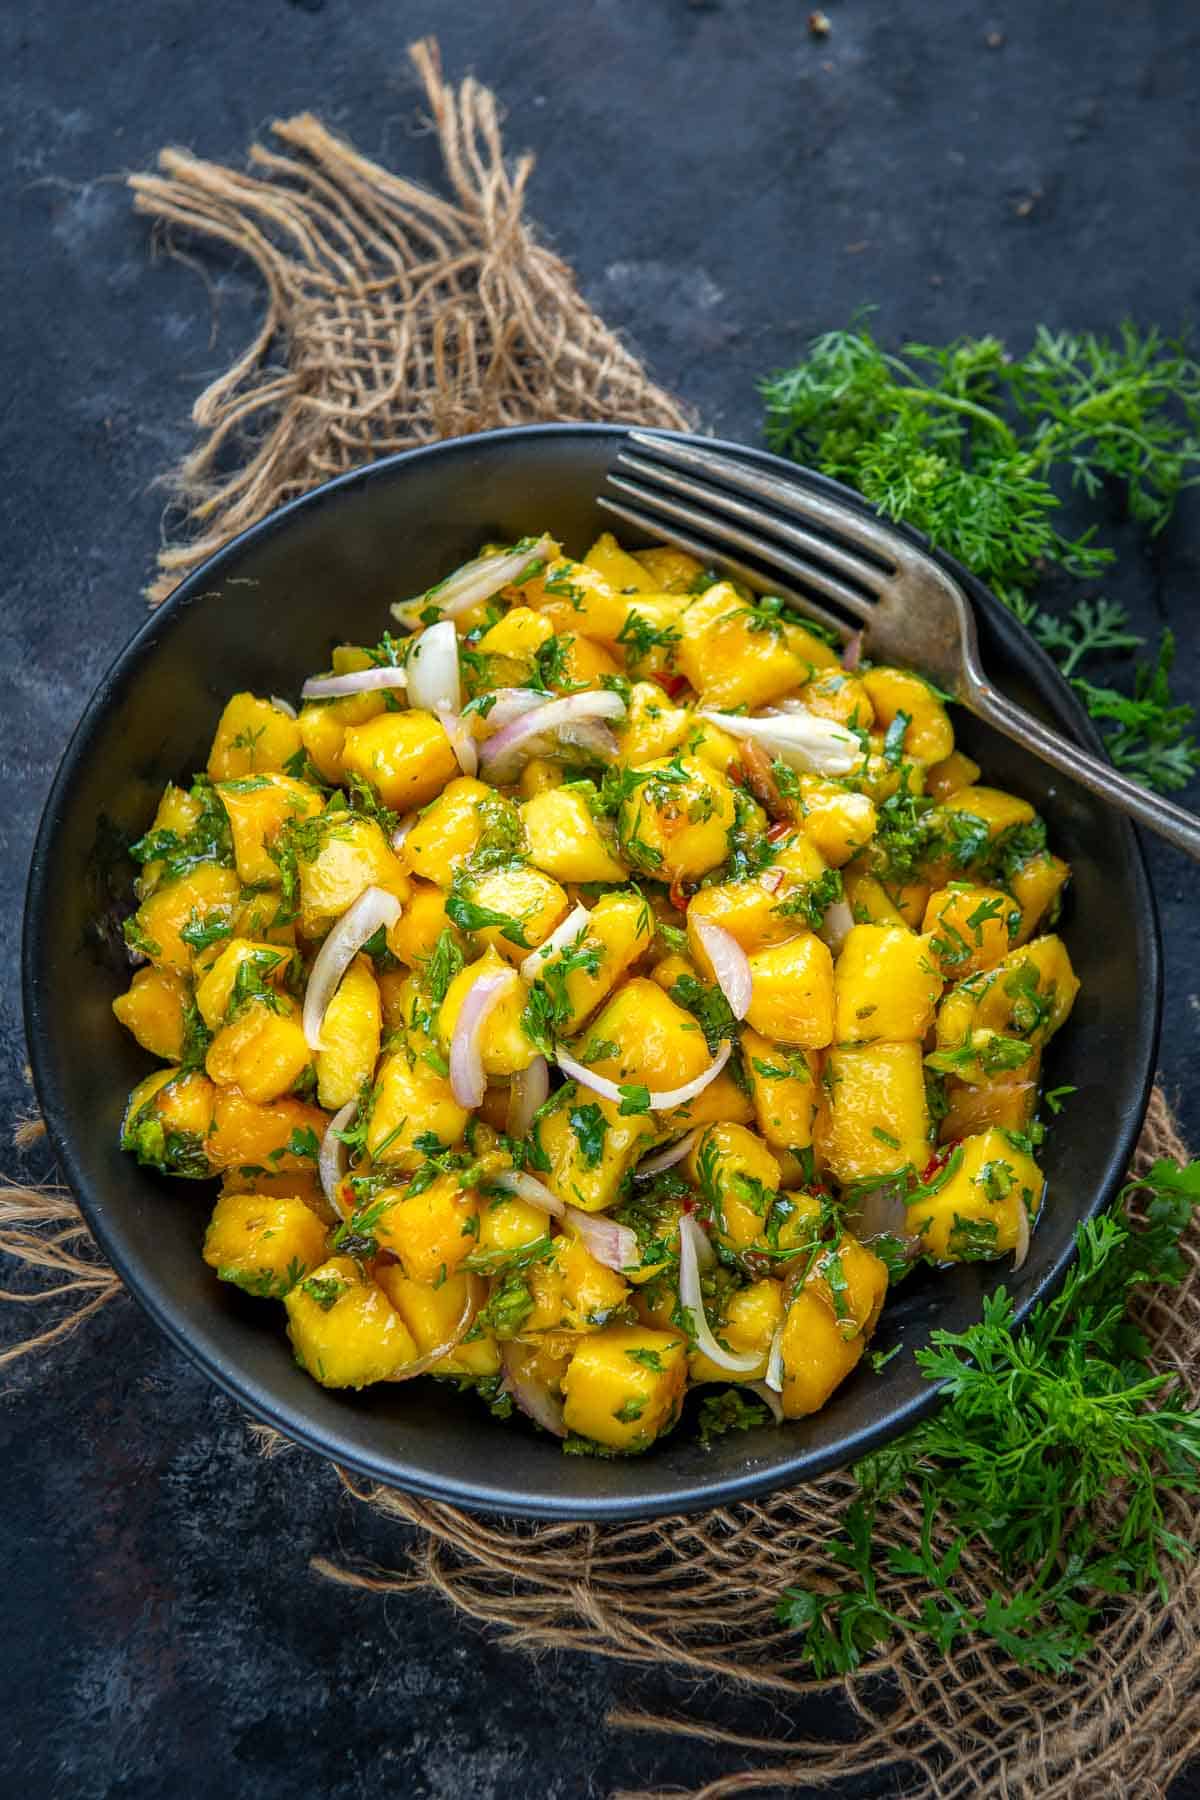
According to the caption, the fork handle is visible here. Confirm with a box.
[966,681,1200,861]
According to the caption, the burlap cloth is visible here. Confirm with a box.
[5,39,1199,1799]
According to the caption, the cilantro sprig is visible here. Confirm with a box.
[761,318,1200,793]
[778,1158,1200,1676]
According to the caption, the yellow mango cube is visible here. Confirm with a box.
[387,882,458,968]
[194,939,290,1031]
[112,965,189,1061]
[217,773,324,887]
[457,863,569,967]
[779,1234,888,1417]
[297,814,408,937]
[520,786,627,883]
[741,1027,820,1150]
[368,1048,470,1165]
[285,1256,418,1388]
[797,778,877,866]
[690,1278,784,1383]
[340,710,459,812]
[617,754,736,882]
[207,692,303,781]
[677,583,829,709]
[316,953,381,1110]
[633,544,706,592]
[685,1121,782,1251]
[523,890,652,1035]
[745,933,835,1047]
[370,1171,480,1285]
[616,681,692,766]
[922,885,1021,977]
[1009,852,1071,945]
[130,862,242,975]
[908,1127,1043,1261]
[833,924,943,1042]
[583,530,658,592]
[439,948,535,1076]
[207,1088,329,1172]
[561,1325,688,1452]
[202,1190,327,1297]
[817,1042,931,1183]
[525,1235,630,1334]
[206,997,312,1105]
[925,749,980,801]
[403,778,496,887]
[860,667,954,765]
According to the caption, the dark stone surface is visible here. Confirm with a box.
[2,1,1198,1795]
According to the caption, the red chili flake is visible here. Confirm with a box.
[728,760,748,791]
[669,877,690,913]
[653,673,688,699]
[766,820,791,843]
[921,1143,958,1184]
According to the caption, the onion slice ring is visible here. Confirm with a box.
[554,1041,731,1112]
[1012,1194,1032,1272]
[698,707,859,777]
[519,903,591,983]
[449,968,518,1108]
[303,886,402,1051]
[269,695,298,718]
[634,1129,703,1178]
[479,692,626,784]
[506,1055,549,1139]
[390,1278,481,1383]
[749,1379,784,1424]
[301,666,408,700]
[405,620,461,715]
[677,1214,762,1374]
[764,1320,785,1394]
[318,1098,358,1217]
[391,534,556,626]
[817,898,855,955]
[490,1171,635,1272]
[501,1341,567,1438]
[692,918,753,1020]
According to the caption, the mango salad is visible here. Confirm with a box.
[114,529,1079,1454]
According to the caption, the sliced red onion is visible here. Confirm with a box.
[493,1170,565,1219]
[1012,1193,1032,1272]
[692,918,753,1021]
[850,1181,914,1245]
[391,534,556,626]
[698,708,859,777]
[449,968,517,1108]
[519,903,591,983]
[564,1207,638,1272]
[749,1379,784,1423]
[269,695,298,718]
[557,720,621,763]
[303,886,402,1051]
[478,688,554,732]
[390,812,419,851]
[635,1128,703,1178]
[817,898,855,955]
[678,1214,761,1374]
[759,867,785,893]
[554,1040,731,1112]
[506,1055,549,1139]
[479,692,627,784]
[765,1321,785,1394]
[319,1099,358,1217]
[842,630,863,672]
[392,1280,481,1383]
[501,1342,567,1438]
[406,620,461,715]
[301,666,408,700]
[438,707,478,778]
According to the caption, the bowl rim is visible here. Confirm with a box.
[22,421,1163,1519]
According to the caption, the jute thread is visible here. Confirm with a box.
[6,39,1199,1798]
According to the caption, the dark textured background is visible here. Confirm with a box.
[2,2,1199,1795]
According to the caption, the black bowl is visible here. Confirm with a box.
[23,424,1160,1520]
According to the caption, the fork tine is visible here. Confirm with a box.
[596,497,853,643]
[617,450,884,599]
[627,429,916,575]
[604,474,876,626]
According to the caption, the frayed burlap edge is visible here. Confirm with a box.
[5,36,1200,1800]
[128,36,689,606]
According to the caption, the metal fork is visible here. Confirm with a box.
[600,430,1200,861]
